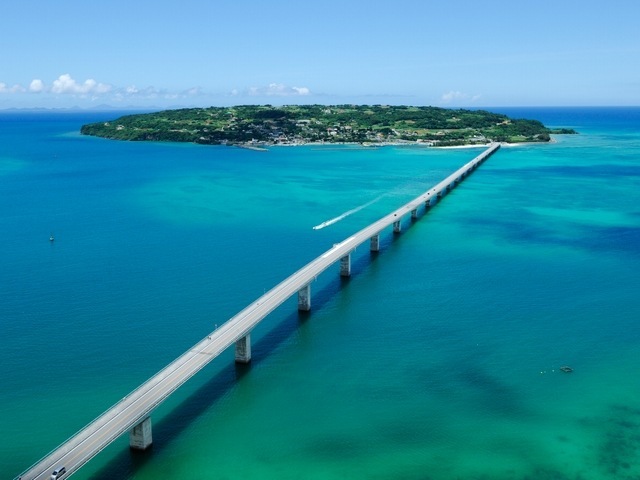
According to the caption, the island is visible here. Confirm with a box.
[80,105,576,147]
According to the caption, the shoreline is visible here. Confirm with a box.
[236,140,552,150]
[239,140,497,150]
[80,105,577,149]
[243,135,565,150]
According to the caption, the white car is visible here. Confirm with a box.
[50,466,66,480]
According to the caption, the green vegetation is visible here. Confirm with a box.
[80,105,577,147]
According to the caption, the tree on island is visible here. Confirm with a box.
[80,105,576,147]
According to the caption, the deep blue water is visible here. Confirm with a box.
[2,108,639,479]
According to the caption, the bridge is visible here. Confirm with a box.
[17,143,500,480]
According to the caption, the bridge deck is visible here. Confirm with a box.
[18,143,499,480]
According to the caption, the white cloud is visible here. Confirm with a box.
[92,80,112,94]
[0,82,26,94]
[137,86,160,97]
[441,90,481,104]
[29,79,45,93]
[116,85,202,100]
[114,85,190,102]
[51,74,112,95]
[111,85,179,102]
[2,74,302,108]
[247,83,311,97]
[292,86,310,95]
[184,87,203,96]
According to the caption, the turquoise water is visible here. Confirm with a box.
[1,108,639,479]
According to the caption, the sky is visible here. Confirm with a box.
[1,0,639,110]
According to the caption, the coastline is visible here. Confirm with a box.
[5,108,637,480]
[80,105,575,148]
[239,139,497,150]
[236,140,551,150]
[249,135,565,150]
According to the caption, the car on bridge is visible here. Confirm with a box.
[50,466,66,479]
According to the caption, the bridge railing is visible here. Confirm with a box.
[17,142,500,480]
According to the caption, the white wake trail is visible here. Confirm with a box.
[313,196,384,230]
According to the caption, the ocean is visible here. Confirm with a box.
[1,107,639,479]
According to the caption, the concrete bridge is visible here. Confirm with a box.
[17,143,500,480]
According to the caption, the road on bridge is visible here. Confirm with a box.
[18,143,499,480]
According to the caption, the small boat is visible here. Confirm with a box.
[49,233,55,242]
[559,366,573,373]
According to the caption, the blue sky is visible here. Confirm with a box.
[1,0,639,109]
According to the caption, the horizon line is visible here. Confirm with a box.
[2,104,640,114]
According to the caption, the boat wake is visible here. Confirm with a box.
[313,196,384,230]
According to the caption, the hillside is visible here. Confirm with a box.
[80,105,576,147]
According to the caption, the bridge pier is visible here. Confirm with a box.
[340,253,351,277]
[18,145,502,480]
[424,199,431,211]
[370,234,380,252]
[130,417,152,450]
[298,284,311,311]
[411,208,418,220]
[235,334,251,363]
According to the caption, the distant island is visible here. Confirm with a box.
[80,105,577,147]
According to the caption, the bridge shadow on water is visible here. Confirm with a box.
[89,242,398,479]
